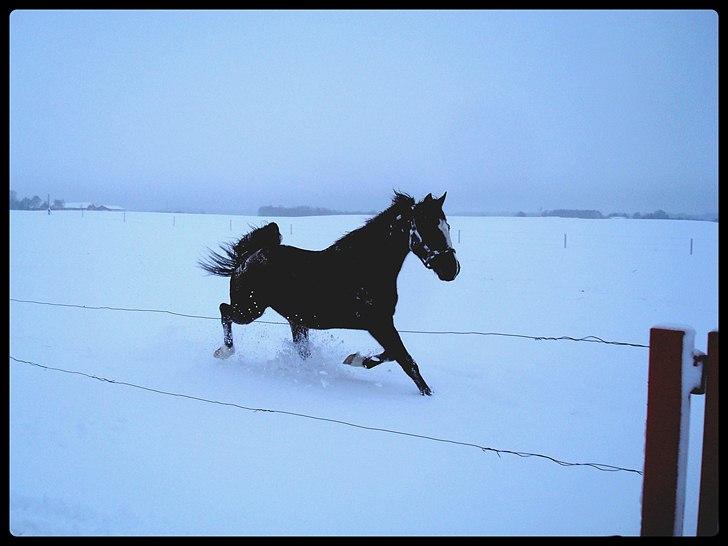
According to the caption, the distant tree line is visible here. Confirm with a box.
[542,209,604,219]
[630,210,669,219]
[258,205,375,217]
[9,190,64,210]
[538,208,712,220]
[257,204,715,221]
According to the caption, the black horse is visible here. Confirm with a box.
[199,191,460,395]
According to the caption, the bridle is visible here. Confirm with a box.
[408,216,456,269]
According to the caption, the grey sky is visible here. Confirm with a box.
[10,10,718,215]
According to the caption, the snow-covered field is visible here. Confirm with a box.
[9,209,718,536]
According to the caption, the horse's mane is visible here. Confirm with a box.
[329,191,415,251]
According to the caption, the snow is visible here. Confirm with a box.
[9,210,718,536]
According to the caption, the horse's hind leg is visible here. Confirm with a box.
[290,324,311,359]
[214,303,236,358]
[213,301,265,359]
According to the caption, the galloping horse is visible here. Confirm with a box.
[199,192,460,395]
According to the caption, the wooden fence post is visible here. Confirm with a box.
[696,331,718,536]
[641,326,703,536]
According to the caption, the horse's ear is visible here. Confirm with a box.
[437,192,447,205]
[424,193,433,202]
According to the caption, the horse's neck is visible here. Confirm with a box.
[381,228,411,272]
[364,215,411,276]
[332,212,411,273]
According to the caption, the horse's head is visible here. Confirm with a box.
[409,192,460,281]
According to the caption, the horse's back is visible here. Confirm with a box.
[263,244,349,284]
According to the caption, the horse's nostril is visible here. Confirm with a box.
[431,253,459,281]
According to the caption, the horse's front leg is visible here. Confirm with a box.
[361,319,433,396]
[343,349,393,369]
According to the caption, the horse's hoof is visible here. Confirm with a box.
[343,352,365,367]
[420,386,433,396]
[214,346,235,359]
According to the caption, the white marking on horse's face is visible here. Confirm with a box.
[438,219,453,248]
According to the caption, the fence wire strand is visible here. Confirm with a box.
[10,355,643,476]
[9,298,649,348]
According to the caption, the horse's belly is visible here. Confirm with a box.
[263,249,394,329]
[269,282,388,330]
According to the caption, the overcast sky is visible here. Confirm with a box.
[10,10,718,215]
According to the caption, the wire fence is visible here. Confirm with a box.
[9,295,650,479]
[9,355,643,477]
[9,297,650,348]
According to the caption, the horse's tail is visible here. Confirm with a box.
[198,222,281,277]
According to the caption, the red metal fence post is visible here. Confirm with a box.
[697,331,719,536]
[641,327,702,536]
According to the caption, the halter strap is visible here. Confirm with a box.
[409,217,455,269]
